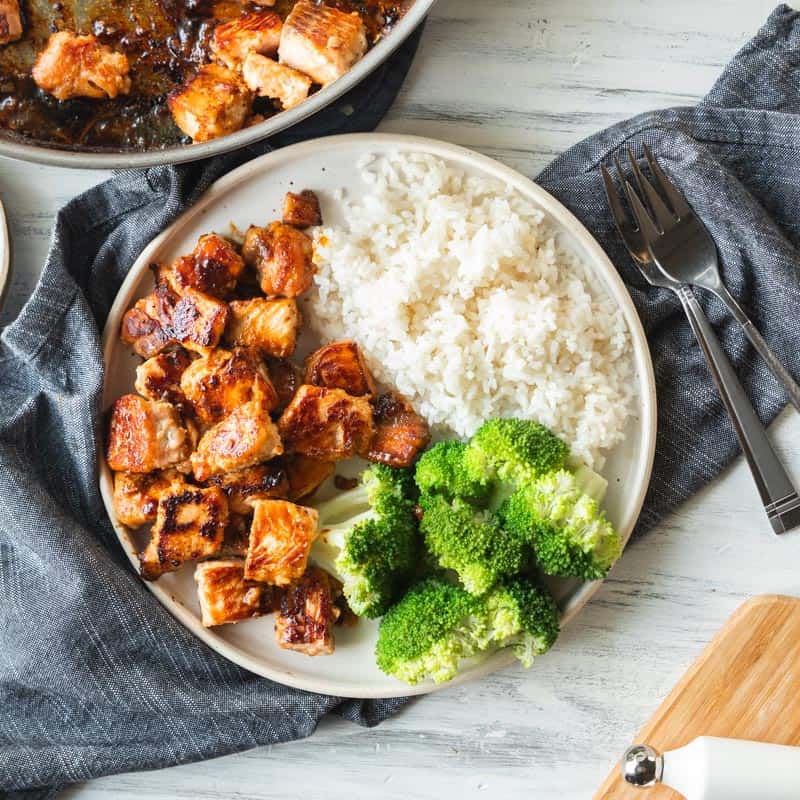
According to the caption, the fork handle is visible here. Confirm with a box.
[710,284,800,414]
[676,285,800,534]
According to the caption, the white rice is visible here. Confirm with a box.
[307,152,634,469]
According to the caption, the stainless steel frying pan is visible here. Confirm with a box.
[0,0,434,169]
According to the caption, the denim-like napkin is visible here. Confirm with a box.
[0,27,423,800]
[5,5,800,797]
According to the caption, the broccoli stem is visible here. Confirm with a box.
[573,465,608,503]
[315,484,371,527]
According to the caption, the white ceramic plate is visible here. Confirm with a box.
[100,134,657,699]
[0,200,9,312]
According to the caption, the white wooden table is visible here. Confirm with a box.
[3,1,796,797]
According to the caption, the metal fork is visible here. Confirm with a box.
[602,149,800,535]
[631,145,800,412]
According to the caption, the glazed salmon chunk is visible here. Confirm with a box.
[278,384,374,461]
[305,340,375,397]
[190,401,283,481]
[0,0,23,45]
[120,284,177,358]
[112,469,183,529]
[241,222,315,297]
[167,234,245,298]
[207,461,290,515]
[282,190,322,229]
[195,560,277,627]
[226,298,300,357]
[32,32,131,100]
[170,287,230,355]
[278,0,367,86]
[244,498,318,585]
[212,10,283,70]
[367,391,431,468]
[242,53,311,110]
[168,64,253,143]
[134,349,192,405]
[139,484,228,580]
[106,395,191,473]
[275,567,339,656]
[180,347,278,425]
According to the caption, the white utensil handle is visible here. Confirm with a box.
[663,736,800,800]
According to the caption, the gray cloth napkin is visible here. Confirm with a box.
[4,4,800,796]
[0,28,422,800]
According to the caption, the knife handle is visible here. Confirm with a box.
[675,285,800,534]
[663,737,800,800]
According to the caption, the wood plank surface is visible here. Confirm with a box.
[596,596,800,798]
[2,1,797,798]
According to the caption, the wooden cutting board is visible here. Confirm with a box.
[596,595,800,799]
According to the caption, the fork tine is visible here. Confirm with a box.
[643,144,692,219]
[600,164,630,229]
[624,179,661,244]
[626,147,675,232]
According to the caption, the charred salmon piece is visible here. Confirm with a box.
[219,513,252,558]
[242,53,311,111]
[241,222,314,298]
[170,287,230,356]
[106,395,191,474]
[208,461,290,515]
[278,384,374,461]
[168,64,253,143]
[282,189,322,229]
[195,559,278,627]
[366,391,431,468]
[244,499,319,586]
[180,347,278,426]
[278,0,367,86]
[112,469,184,529]
[226,298,300,358]
[211,10,283,70]
[285,454,335,502]
[120,287,177,358]
[304,340,376,397]
[139,484,228,580]
[167,234,245,298]
[32,31,131,100]
[265,357,303,413]
[275,566,339,656]
[190,400,283,481]
[0,0,23,45]
[134,349,192,406]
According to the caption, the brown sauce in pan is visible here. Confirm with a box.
[0,0,407,151]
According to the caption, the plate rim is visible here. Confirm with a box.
[0,199,9,313]
[99,133,657,698]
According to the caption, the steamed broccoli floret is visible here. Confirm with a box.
[375,576,559,685]
[375,578,482,684]
[499,469,622,581]
[311,464,418,618]
[415,440,491,504]
[464,418,569,491]
[490,578,560,667]
[419,494,527,596]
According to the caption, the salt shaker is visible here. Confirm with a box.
[621,736,800,799]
